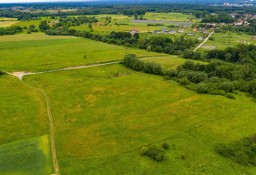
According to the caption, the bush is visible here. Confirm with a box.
[215,136,256,166]
[195,83,208,94]
[0,70,5,76]
[178,77,190,85]
[162,143,170,150]
[225,93,236,99]
[140,145,166,162]
[218,81,234,93]
[166,69,178,78]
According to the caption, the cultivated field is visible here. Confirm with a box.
[0,135,52,175]
[0,34,164,72]
[0,18,18,27]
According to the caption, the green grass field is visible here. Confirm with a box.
[0,34,164,72]
[1,32,256,175]
[144,12,198,22]
[23,64,256,175]
[143,55,206,69]
[200,32,256,51]
[0,75,48,145]
[71,13,198,34]
[0,135,52,175]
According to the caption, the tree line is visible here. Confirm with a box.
[122,54,256,100]
[0,26,23,35]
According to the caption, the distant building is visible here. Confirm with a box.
[187,32,195,36]
[193,28,198,32]
[178,29,185,33]
[203,30,209,34]
[198,36,203,41]
[169,30,176,34]
[162,29,169,33]
[153,30,161,34]
[130,29,139,36]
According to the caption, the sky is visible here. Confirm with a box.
[0,0,95,3]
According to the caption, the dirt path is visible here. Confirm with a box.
[19,81,59,175]
[193,31,214,52]
[8,61,120,80]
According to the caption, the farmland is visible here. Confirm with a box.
[71,13,197,34]
[0,3,256,175]
[0,33,164,72]
[22,64,256,175]
[0,135,52,175]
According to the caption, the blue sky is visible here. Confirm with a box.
[0,0,95,3]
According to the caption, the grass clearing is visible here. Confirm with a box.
[143,55,207,69]
[0,135,52,175]
[200,32,256,50]
[24,64,256,175]
[0,34,165,72]
[144,12,198,22]
[0,75,48,145]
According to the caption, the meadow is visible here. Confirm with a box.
[143,55,206,69]
[0,135,52,175]
[1,31,256,175]
[23,64,256,175]
[0,33,164,72]
[200,32,256,51]
[144,12,198,22]
[0,17,18,27]
[71,13,198,34]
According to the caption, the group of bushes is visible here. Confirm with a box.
[183,44,256,65]
[0,26,23,35]
[122,54,256,100]
[140,143,170,162]
[167,60,256,99]
[122,54,163,75]
[215,136,256,166]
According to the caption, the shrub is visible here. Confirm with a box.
[162,143,170,150]
[0,70,5,76]
[179,77,190,85]
[218,81,234,93]
[166,69,178,78]
[225,93,236,99]
[140,145,166,162]
[215,136,256,166]
[194,83,208,94]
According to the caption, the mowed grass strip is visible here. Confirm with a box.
[0,34,163,72]
[25,64,256,175]
[0,135,52,175]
